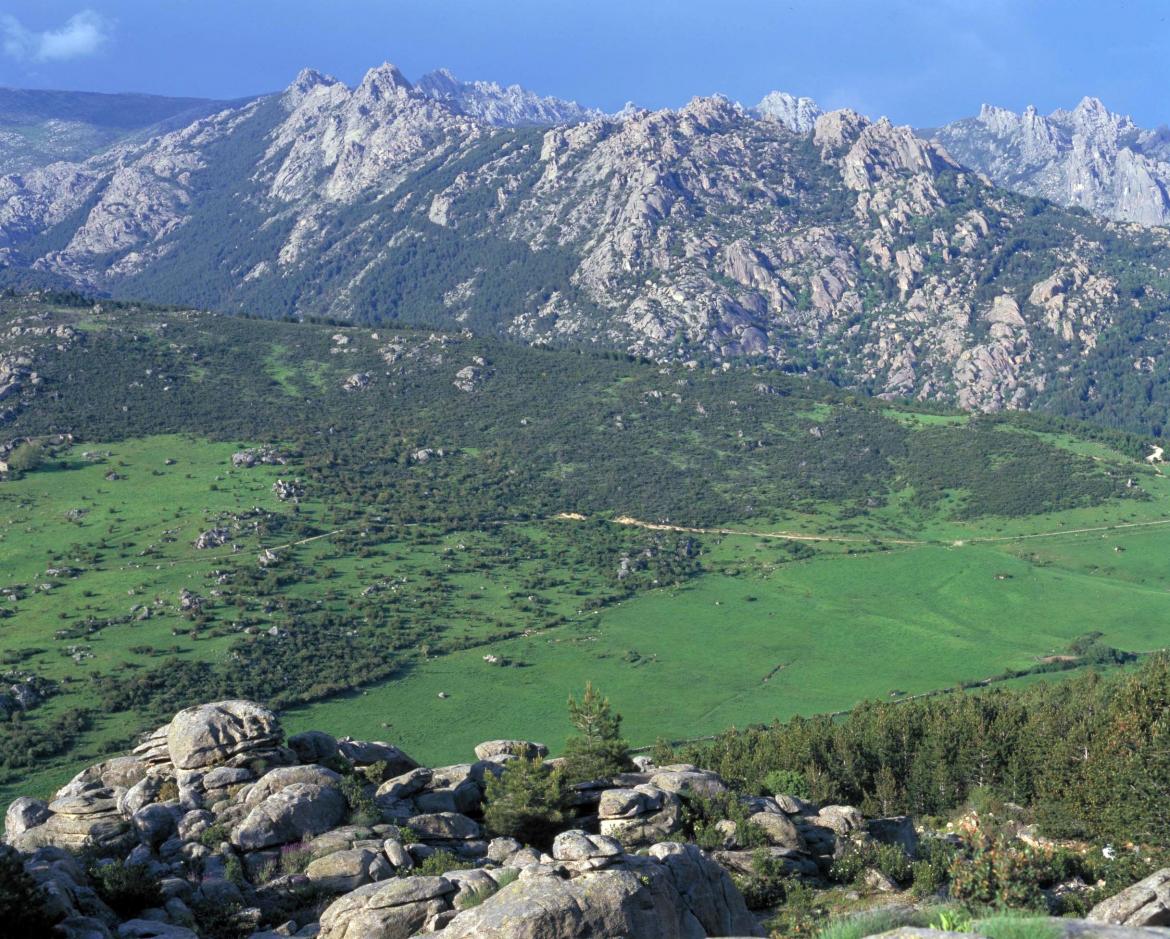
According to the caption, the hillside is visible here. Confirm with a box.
[0,87,237,173]
[2,67,1170,426]
[0,292,1164,807]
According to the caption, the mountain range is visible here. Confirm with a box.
[1,65,1170,428]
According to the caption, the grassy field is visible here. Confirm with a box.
[0,297,1166,800]
[284,525,1170,764]
[2,420,1168,801]
[2,424,1169,799]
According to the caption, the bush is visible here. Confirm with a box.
[412,850,464,877]
[189,898,246,939]
[911,837,958,898]
[0,846,56,934]
[6,442,44,475]
[88,861,164,917]
[199,822,231,848]
[279,841,314,875]
[483,756,567,850]
[761,768,811,800]
[688,792,769,850]
[733,848,793,910]
[830,841,912,887]
[339,773,380,826]
[948,836,1047,910]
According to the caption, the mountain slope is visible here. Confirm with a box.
[0,87,237,173]
[2,67,1170,427]
[0,292,1156,798]
[927,97,1170,226]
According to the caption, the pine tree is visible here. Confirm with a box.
[483,756,566,850]
[561,682,631,782]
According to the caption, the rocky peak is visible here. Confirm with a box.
[416,68,603,127]
[932,96,1170,225]
[754,90,824,134]
[355,62,415,103]
[813,108,871,155]
[677,94,744,130]
[282,67,344,108]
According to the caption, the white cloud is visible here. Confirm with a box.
[1,9,111,63]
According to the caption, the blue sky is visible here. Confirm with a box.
[0,0,1167,127]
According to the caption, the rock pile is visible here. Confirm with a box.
[4,697,1166,939]
[3,699,764,938]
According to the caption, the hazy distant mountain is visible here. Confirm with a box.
[0,87,237,173]
[1,63,1169,423]
[927,97,1170,225]
[415,68,603,126]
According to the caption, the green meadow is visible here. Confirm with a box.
[3,430,1165,799]
[2,301,1167,801]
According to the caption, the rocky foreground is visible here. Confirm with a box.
[4,699,1170,939]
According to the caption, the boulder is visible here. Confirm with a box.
[57,916,116,939]
[473,740,549,762]
[16,789,129,850]
[4,796,50,838]
[318,875,456,939]
[599,785,683,847]
[131,804,177,847]
[232,783,347,851]
[815,805,865,836]
[119,776,168,818]
[58,756,148,799]
[1089,869,1170,927]
[336,739,418,778]
[867,815,919,857]
[166,701,283,771]
[305,847,393,892]
[406,813,481,842]
[375,768,432,804]
[244,765,342,806]
[749,811,805,851]
[552,829,623,864]
[649,766,729,799]
[288,730,339,765]
[116,922,198,938]
[443,845,763,939]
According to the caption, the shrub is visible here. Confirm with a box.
[0,847,56,934]
[830,841,913,887]
[455,879,500,910]
[199,822,231,848]
[280,841,314,875]
[688,793,769,850]
[6,442,44,475]
[761,768,811,800]
[911,837,959,898]
[494,868,520,889]
[189,898,245,939]
[948,836,1047,910]
[733,849,794,910]
[88,861,164,917]
[816,908,919,939]
[412,850,464,877]
[339,773,380,826]
[223,854,247,889]
[483,756,567,850]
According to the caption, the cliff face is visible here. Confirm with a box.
[1,68,1169,414]
[928,96,1170,226]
